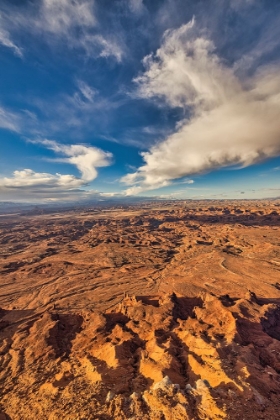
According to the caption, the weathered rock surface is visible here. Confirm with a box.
[0,201,279,419]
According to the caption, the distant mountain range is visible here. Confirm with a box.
[1,195,280,216]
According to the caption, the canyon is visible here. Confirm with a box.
[0,200,280,419]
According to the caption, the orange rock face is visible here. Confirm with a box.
[0,201,280,419]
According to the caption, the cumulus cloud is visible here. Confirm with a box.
[0,0,123,60]
[0,169,121,202]
[0,169,84,189]
[0,140,113,201]
[35,139,113,182]
[122,20,280,194]
[133,18,240,110]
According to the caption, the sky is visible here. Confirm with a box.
[0,0,280,203]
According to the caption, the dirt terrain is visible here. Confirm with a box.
[0,200,280,419]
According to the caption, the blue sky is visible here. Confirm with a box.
[0,0,279,202]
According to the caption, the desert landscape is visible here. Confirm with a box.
[1,0,280,418]
[0,200,280,420]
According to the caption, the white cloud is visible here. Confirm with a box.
[35,139,113,182]
[99,192,121,197]
[0,25,22,57]
[123,20,280,194]
[75,33,124,62]
[0,140,113,201]
[0,0,124,60]
[77,80,97,103]
[0,169,121,202]
[128,0,144,15]
[38,0,96,36]
[134,18,239,110]
[0,106,21,132]
[0,169,84,189]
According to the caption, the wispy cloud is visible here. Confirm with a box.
[37,0,96,36]
[76,80,97,103]
[80,34,124,62]
[0,0,124,61]
[123,19,280,194]
[0,106,21,132]
[181,179,194,184]
[0,24,22,57]
[22,83,126,139]
[128,0,145,15]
